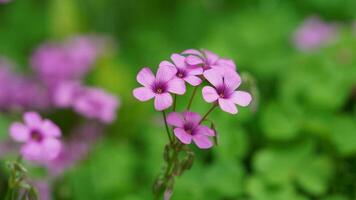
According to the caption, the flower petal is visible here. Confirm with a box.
[21,142,42,161]
[24,112,42,128]
[216,58,236,70]
[41,119,61,137]
[184,75,201,86]
[196,125,215,136]
[202,86,219,103]
[224,71,241,91]
[218,98,238,114]
[133,87,155,101]
[193,135,213,149]
[159,60,175,69]
[137,67,155,87]
[167,112,184,128]
[167,78,186,95]
[203,69,223,87]
[183,111,201,125]
[41,138,62,161]
[171,53,186,69]
[187,67,203,75]
[154,93,173,111]
[186,55,204,66]
[174,128,192,144]
[231,91,252,107]
[10,122,30,142]
[203,50,219,64]
[156,65,177,83]
[182,49,203,57]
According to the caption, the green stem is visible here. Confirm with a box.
[199,104,217,124]
[162,111,173,143]
[187,87,198,110]
[173,94,177,111]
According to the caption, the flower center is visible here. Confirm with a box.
[30,130,43,142]
[216,85,231,99]
[176,69,186,79]
[152,81,167,94]
[184,123,195,135]
[156,88,163,94]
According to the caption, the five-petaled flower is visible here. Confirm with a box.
[9,112,62,162]
[133,65,186,111]
[167,112,215,149]
[160,53,203,87]
[202,69,252,114]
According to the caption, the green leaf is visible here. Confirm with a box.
[330,116,356,156]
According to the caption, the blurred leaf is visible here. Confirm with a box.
[330,116,356,156]
[260,102,300,141]
[246,176,307,200]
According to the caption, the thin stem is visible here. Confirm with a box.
[162,111,173,143]
[187,87,198,110]
[173,94,177,112]
[199,104,217,124]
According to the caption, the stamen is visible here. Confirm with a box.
[156,88,163,94]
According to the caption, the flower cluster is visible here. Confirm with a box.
[133,49,252,147]
[0,35,119,123]
[134,49,252,198]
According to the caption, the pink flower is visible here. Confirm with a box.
[183,49,236,74]
[9,112,62,162]
[293,16,338,51]
[73,88,119,124]
[202,69,252,114]
[53,81,119,124]
[167,111,215,149]
[133,65,186,111]
[160,53,203,87]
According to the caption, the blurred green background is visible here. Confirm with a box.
[1,0,356,199]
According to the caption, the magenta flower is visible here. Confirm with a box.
[73,88,119,124]
[160,53,203,86]
[133,65,186,111]
[202,69,252,114]
[183,49,236,73]
[293,16,338,51]
[167,111,215,149]
[9,112,62,162]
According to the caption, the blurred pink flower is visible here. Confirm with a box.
[160,53,202,87]
[53,81,119,124]
[31,36,104,86]
[133,66,185,111]
[167,111,215,149]
[0,58,49,111]
[9,112,62,162]
[293,16,338,51]
[183,49,236,74]
[202,69,252,114]
[74,88,119,124]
